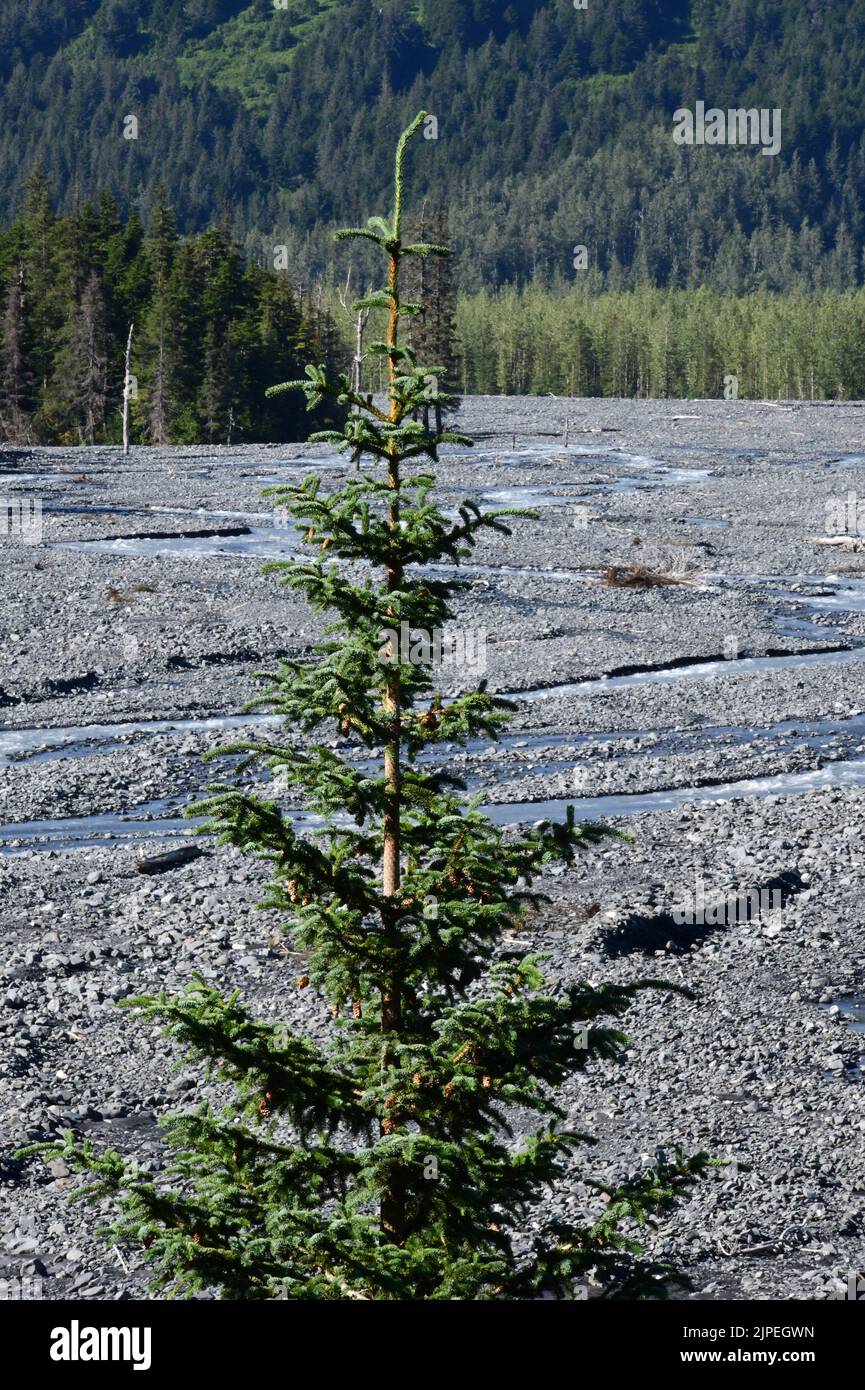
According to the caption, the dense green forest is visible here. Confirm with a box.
[453,286,865,399]
[343,283,865,401]
[0,0,864,293]
[3,169,865,446]
[2,0,864,436]
[3,169,864,447]
[0,171,343,444]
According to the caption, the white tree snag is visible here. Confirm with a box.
[122,321,134,457]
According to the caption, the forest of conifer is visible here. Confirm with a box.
[4,1,865,434]
[0,170,343,444]
[0,0,863,293]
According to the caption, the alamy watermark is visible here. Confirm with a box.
[673,103,782,157]
[826,1272,865,1300]
[50,1321,152,1371]
[826,491,865,536]
[671,873,785,926]
[378,621,487,679]
[0,1277,42,1299]
[0,497,42,544]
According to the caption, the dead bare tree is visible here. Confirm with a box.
[336,267,372,471]
[337,266,371,396]
[122,322,134,456]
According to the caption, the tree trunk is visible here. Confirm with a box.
[380,246,405,1244]
[122,322,134,456]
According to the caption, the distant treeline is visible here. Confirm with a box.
[5,170,865,445]
[453,287,865,400]
[0,168,343,446]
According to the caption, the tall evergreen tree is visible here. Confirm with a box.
[19,163,62,408]
[50,271,111,444]
[139,240,201,444]
[250,267,307,442]
[34,113,710,1301]
[197,222,250,441]
[139,272,173,445]
[404,201,461,431]
[200,323,232,443]
[146,186,179,282]
[0,270,32,441]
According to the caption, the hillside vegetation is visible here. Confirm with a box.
[0,1,863,292]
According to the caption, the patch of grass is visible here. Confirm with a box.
[177,1,348,114]
[601,563,691,589]
[581,71,634,102]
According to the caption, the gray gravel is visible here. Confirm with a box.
[2,397,865,1301]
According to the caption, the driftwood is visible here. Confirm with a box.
[135,845,205,875]
[813,535,865,551]
[601,564,693,589]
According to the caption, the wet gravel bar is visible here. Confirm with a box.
[2,397,865,1300]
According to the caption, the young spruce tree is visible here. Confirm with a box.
[40,114,710,1300]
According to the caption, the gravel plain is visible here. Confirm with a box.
[2,396,865,1301]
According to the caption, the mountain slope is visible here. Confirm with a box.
[0,0,863,292]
